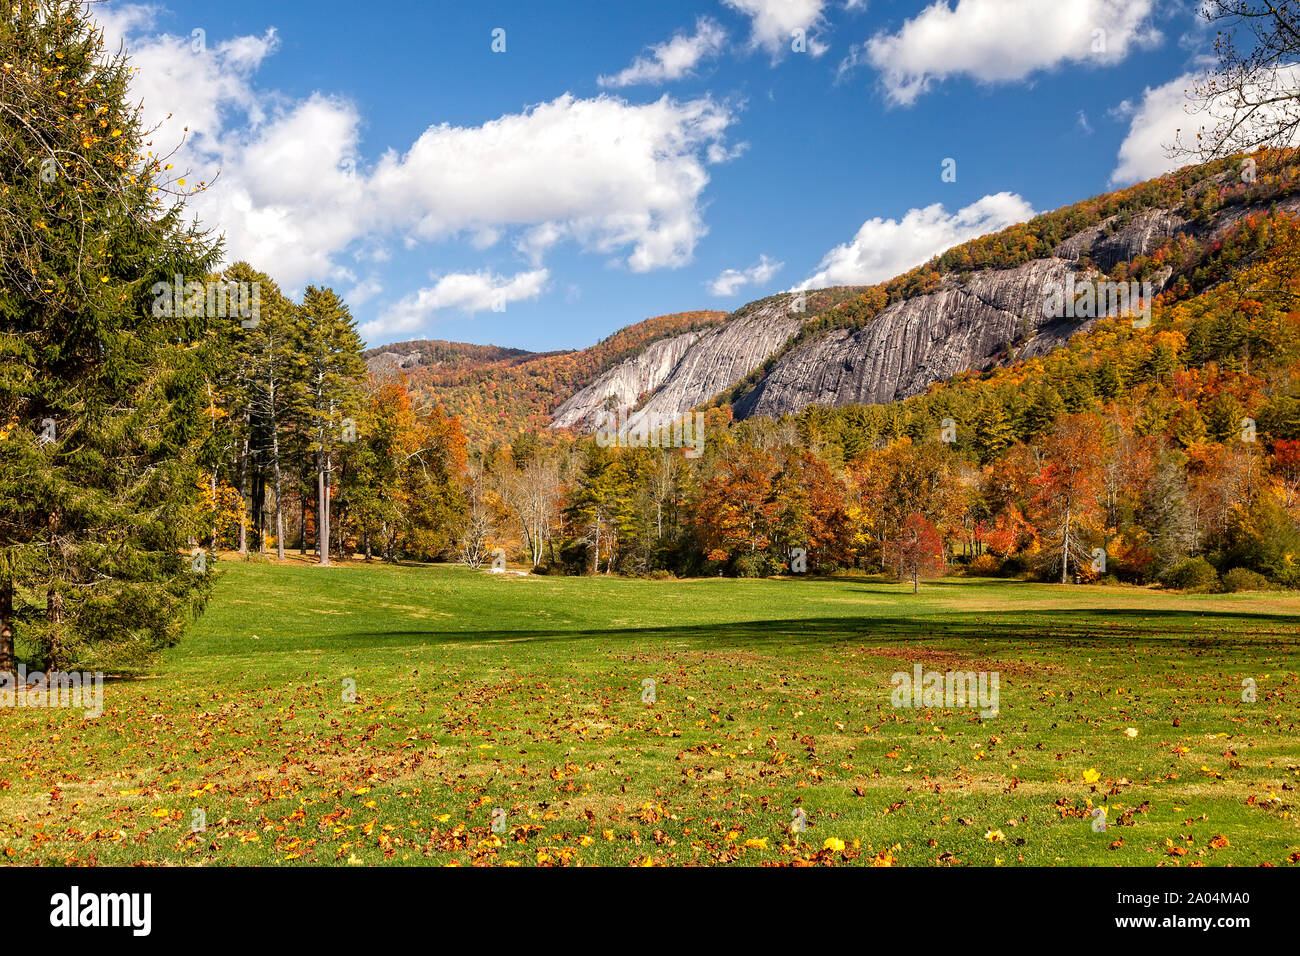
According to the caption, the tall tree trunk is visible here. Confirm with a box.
[206,379,219,545]
[318,449,331,567]
[0,577,15,679]
[253,472,265,552]
[1061,504,1072,584]
[270,425,285,560]
[238,426,250,555]
[45,590,64,669]
[300,496,308,555]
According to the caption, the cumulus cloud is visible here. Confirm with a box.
[722,0,829,59]
[1110,66,1300,185]
[864,0,1160,105]
[797,193,1035,289]
[599,17,727,88]
[367,94,735,274]
[99,6,740,294]
[345,277,384,307]
[364,269,549,339]
[708,254,784,296]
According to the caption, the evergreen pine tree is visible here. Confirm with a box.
[297,287,364,566]
[0,0,220,670]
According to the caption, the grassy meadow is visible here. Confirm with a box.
[2,557,1298,867]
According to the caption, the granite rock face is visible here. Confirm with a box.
[551,330,707,430]
[735,258,1108,418]
[1052,208,1189,270]
[548,197,1277,430]
[366,350,423,375]
[551,298,802,430]
[630,299,802,429]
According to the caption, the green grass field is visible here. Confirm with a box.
[2,558,1297,867]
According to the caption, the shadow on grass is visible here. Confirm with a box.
[330,607,1300,655]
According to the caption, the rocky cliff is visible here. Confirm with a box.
[532,167,1300,436]
[548,207,1191,431]
[558,190,1300,432]
[551,329,707,430]
[734,255,1163,419]
[734,197,1300,420]
[551,298,802,430]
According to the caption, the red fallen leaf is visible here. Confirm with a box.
[1109,839,1124,850]
[1209,835,1230,849]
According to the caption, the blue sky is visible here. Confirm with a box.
[101,1,1220,351]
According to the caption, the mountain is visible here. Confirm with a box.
[561,150,1300,433]
[366,311,727,445]
[386,150,1300,446]
[365,340,536,376]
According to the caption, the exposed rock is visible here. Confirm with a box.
[546,195,1283,432]
[551,331,707,430]
[1053,208,1188,271]
[366,350,422,375]
[629,299,802,429]
[551,298,802,431]
[736,259,1099,418]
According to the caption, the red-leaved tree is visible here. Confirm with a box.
[887,513,946,593]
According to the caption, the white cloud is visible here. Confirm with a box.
[1109,74,1194,184]
[722,0,829,59]
[345,277,384,307]
[835,41,868,84]
[865,0,1160,106]
[798,193,1035,289]
[599,17,727,88]
[368,94,735,273]
[99,6,740,292]
[1110,66,1300,185]
[709,254,784,296]
[1107,98,1136,121]
[364,269,549,339]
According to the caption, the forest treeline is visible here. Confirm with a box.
[468,204,1300,594]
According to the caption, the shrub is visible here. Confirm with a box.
[558,542,592,575]
[965,553,1004,576]
[1222,495,1300,587]
[1221,567,1270,592]
[731,552,775,578]
[1160,556,1219,592]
